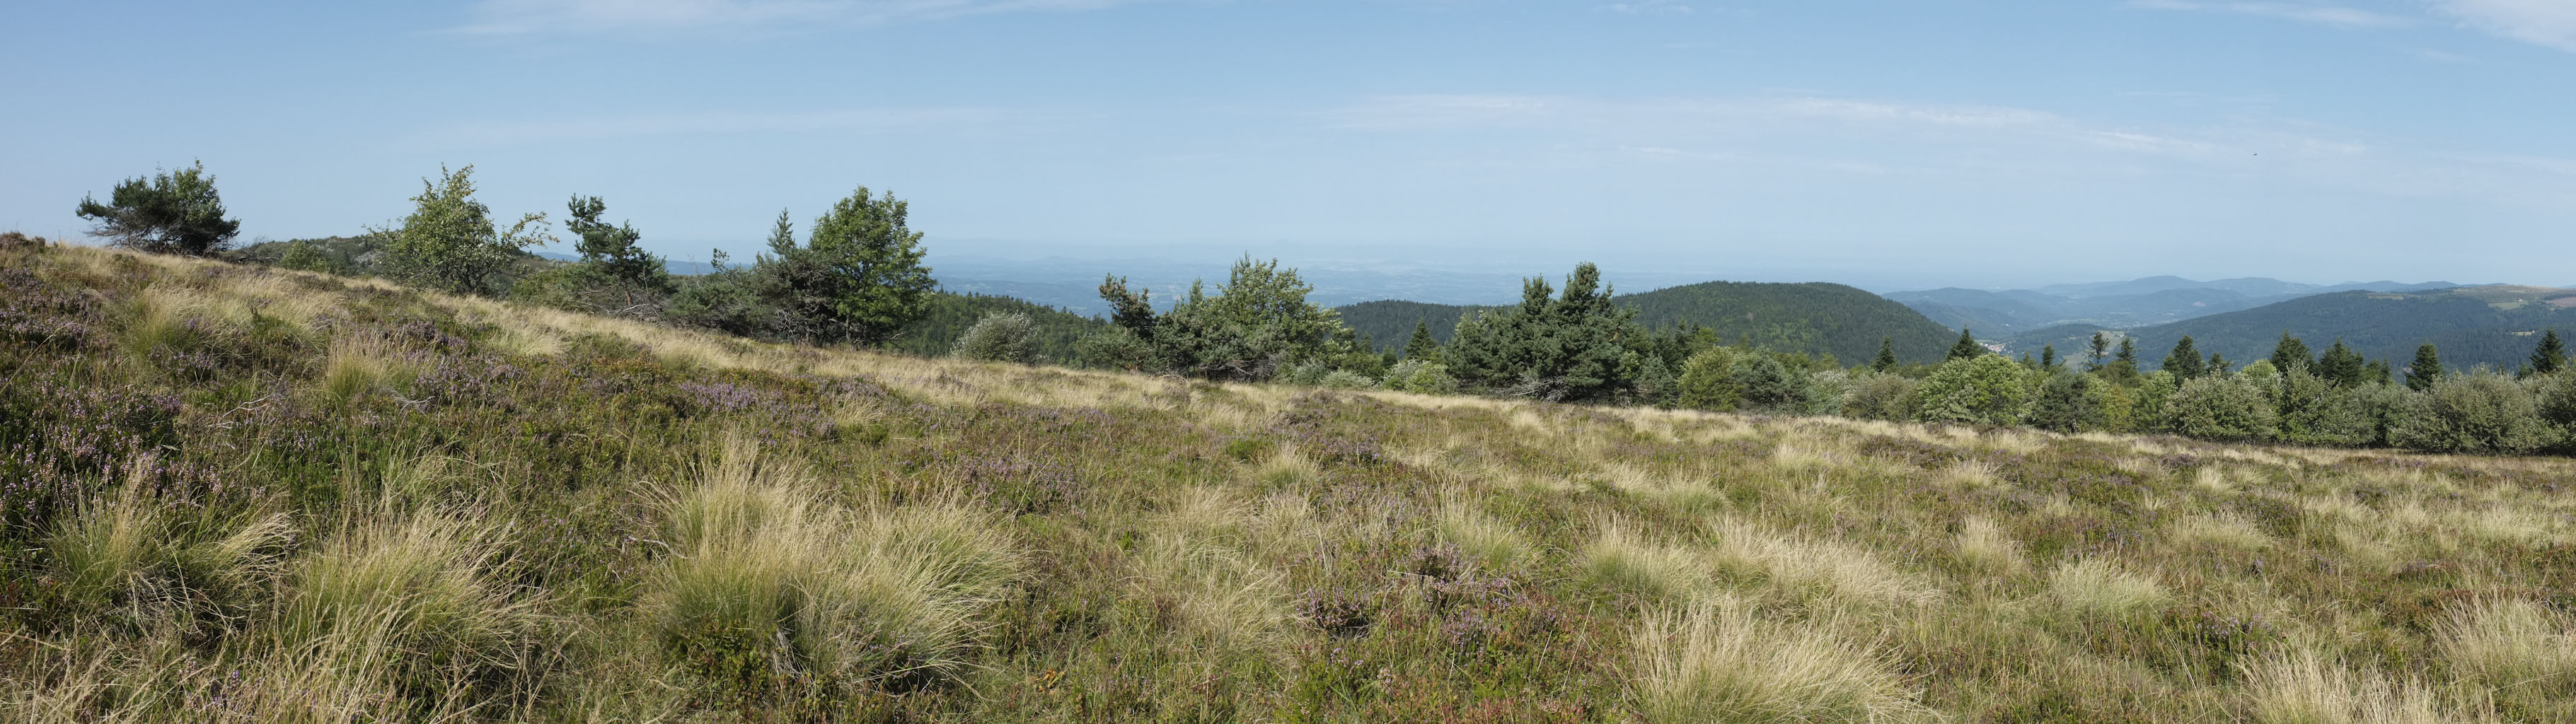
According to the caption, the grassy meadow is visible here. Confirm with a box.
[4,241,2574,723]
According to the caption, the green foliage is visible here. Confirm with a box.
[1839,371,1918,421]
[1731,353,1815,414]
[2534,329,2566,376]
[1912,354,2031,426]
[2132,371,2180,432]
[2406,343,2442,391]
[1624,351,1676,407]
[889,292,1104,362]
[663,251,777,339]
[949,312,1042,364]
[2163,375,2277,442]
[2315,339,2367,387]
[2087,331,2113,370]
[564,194,670,291]
[759,188,937,345]
[1445,263,1643,401]
[376,165,553,295]
[1337,279,1953,364]
[75,160,241,256]
[1141,257,1353,381]
[1072,327,1157,371]
[1675,347,1741,411]
[275,240,333,273]
[1403,320,1440,361]
[2273,370,2384,446]
[1948,329,1983,362]
[2026,372,2101,433]
[2270,333,2312,373]
[1380,358,1460,394]
[1873,337,1898,372]
[2390,374,2558,453]
[2161,336,2205,379]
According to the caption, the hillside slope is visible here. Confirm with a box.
[1341,280,1956,363]
[4,243,2575,723]
[2011,286,2576,370]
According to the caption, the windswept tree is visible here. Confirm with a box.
[565,194,669,291]
[75,160,241,256]
[757,187,936,345]
[376,165,552,295]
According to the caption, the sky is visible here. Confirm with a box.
[5,0,2575,293]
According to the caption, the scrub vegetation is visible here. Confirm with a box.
[5,240,2575,723]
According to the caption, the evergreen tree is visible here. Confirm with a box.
[2406,343,2442,391]
[2115,337,2137,367]
[1873,337,1898,373]
[1403,320,1440,361]
[74,160,242,256]
[2206,352,2229,376]
[1097,274,1157,340]
[2086,331,2111,370]
[757,185,937,345]
[2270,332,2312,373]
[2534,329,2566,376]
[2162,336,2205,379]
[1443,263,1642,401]
[1948,328,1983,361]
[2026,372,2101,433]
[2316,339,2366,387]
[564,194,669,291]
[2041,344,2057,369]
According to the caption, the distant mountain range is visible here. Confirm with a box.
[1339,281,1956,365]
[2009,285,2576,371]
[1888,276,2464,335]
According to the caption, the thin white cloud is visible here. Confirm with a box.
[2130,0,2417,28]
[1327,95,2060,132]
[2430,0,2576,49]
[455,0,1160,35]
[408,107,1032,146]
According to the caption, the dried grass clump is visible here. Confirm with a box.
[1634,600,1939,723]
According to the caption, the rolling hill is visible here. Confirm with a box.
[2009,285,2576,370]
[1340,280,1958,363]
[1889,276,2463,335]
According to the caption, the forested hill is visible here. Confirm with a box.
[2009,286,2576,370]
[1339,280,1956,363]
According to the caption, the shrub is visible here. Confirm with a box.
[1072,326,1157,371]
[2025,372,2101,433]
[1912,355,2031,426]
[1675,347,1740,411]
[2274,370,2376,446]
[1731,354,1815,414]
[2164,375,2277,442]
[1839,372,1917,421]
[2389,373,2557,453]
[1316,369,1375,390]
[950,311,1041,364]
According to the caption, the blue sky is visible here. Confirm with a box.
[6,0,2574,291]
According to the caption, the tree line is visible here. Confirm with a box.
[71,161,2576,456]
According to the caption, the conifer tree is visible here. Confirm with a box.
[1873,337,1898,373]
[2270,333,2312,373]
[2406,343,2442,391]
[2115,337,2137,366]
[1948,329,1983,361]
[2534,329,2566,376]
[2207,352,2229,376]
[564,194,669,291]
[2316,339,2366,387]
[2163,336,2205,379]
[1403,320,1440,361]
[2041,344,2057,369]
[75,160,241,256]
[2086,332,2111,370]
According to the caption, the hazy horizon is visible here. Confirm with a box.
[8,1,2572,291]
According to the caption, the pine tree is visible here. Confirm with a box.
[2041,344,2057,369]
[1872,337,1898,373]
[2270,332,2312,373]
[74,160,242,256]
[1948,329,1983,361]
[2206,352,2229,376]
[2086,332,2111,370]
[2533,329,2566,376]
[2406,343,2442,391]
[2163,336,2205,379]
[2316,339,2366,387]
[2115,337,2137,366]
[564,194,670,291]
[1403,320,1440,361]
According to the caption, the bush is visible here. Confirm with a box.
[2389,373,2557,453]
[1073,327,1157,371]
[1316,369,1376,390]
[1839,372,1917,421]
[2025,372,2101,433]
[2164,375,2277,442]
[1675,348,1740,411]
[1381,359,1460,395]
[2274,370,2378,446]
[1731,354,1816,414]
[1911,355,2030,426]
[950,311,1041,364]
